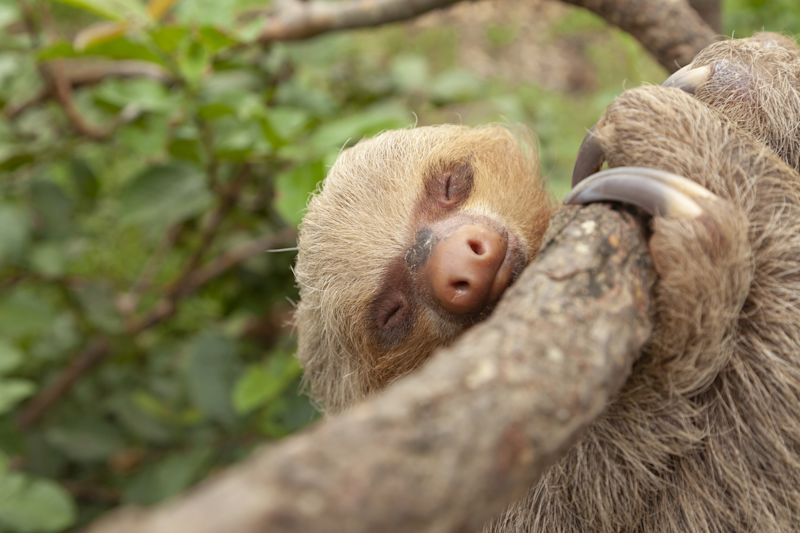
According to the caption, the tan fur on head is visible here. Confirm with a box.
[295,125,551,413]
[689,32,800,171]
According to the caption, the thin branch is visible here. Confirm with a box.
[165,170,251,301]
[258,0,463,42]
[45,61,113,140]
[5,60,172,120]
[85,204,655,533]
[16,227,296,429]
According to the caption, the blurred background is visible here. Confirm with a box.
[0,0,797,530]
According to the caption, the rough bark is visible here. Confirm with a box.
[86,204,655,533]
[688,0,722,33]
[561,0,718,71]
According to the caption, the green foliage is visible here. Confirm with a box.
[0,0,790,530]
[726,0,800,36]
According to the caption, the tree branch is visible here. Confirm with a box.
[85,204,655,533]
[258,0,462,42]
[688,0,722,34]
[256,0,716,72]
[5,60,172,120]
[562,0,718,71]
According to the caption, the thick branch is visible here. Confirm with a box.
[688,0,722,33]
[562,0,717,71]
[86,204,655,533]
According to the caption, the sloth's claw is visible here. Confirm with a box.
[564,166,716,219]
[571,129,605,187]
[662,64,713,94]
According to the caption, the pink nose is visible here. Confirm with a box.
[426,224,511,315]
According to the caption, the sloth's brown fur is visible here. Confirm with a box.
[295,126,551,412]
[688,32,800,171]
[295,34,800,532]
[486,85,800,532]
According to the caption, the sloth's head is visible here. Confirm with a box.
[295,125,552,411]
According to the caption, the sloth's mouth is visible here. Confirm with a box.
[484,229,526,312]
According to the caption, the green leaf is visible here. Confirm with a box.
[308,103,411,154]
[430,69,483,103]
[0,341,23,375]
[174,0,237,26]
[28,180,75,238]
[29,243,67,278]
[232,365,271,414]
[185,332,239,425]
[73,282,122,333]
[233,354,302,415]
[178,39,209,88]
[0,204,31,267]
[45,420,125,463]
[94,78,177,112]
[117,163,212,228]
[0,379,34,415]
[0,288,58,342]
[149,25,190,55]
[391,55,430,93]
[0,149,37,172]
[0,3,18,28]
[84,34,164,64]
[36,42,80,61]
[106,394,173,444]
[274,158,326,226]
[122,448,211,505]
[198,26,238,55]
[50,0,146,22]
[259,107,309,147]
[0,339,22,374]
[0,473,76,532]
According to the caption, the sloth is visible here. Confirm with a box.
[664,32,800,171]
[294,35,800,531]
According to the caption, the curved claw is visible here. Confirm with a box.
[572,127,605,187]
[662,64,713,94]
[564,166,715,218]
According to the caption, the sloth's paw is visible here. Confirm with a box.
[565,166,752,377]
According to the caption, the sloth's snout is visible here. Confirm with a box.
[426,224,512,315]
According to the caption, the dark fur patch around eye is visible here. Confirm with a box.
[369,259,415,349]
[405,227,435,270]
[425,161,474,210]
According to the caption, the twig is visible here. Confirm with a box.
[5,60,172,120]
[16,227,296,429]
[45,61,113,140]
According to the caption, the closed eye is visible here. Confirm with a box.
[372,290,414,347]
[428,161,474,209]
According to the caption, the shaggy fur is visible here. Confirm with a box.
[684,32,800,171]
[487,86,800,532]
[295,125,552,412]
